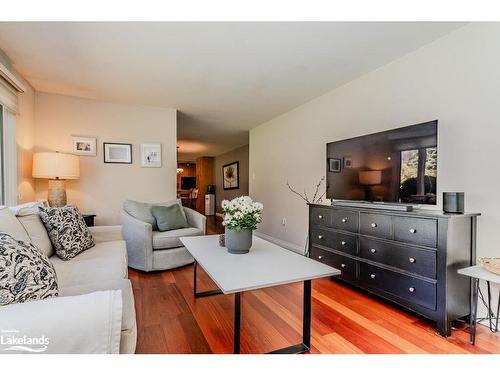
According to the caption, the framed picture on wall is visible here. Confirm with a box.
[223,161,239,190]
[103,143,132,164]
[72,136,97,156]
[141,143,162,168]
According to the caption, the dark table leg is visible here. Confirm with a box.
[470,278,479,345]
[267,279,311,354]
[193,260,223,298]
[496,290,500,333]
[234,292,241,354]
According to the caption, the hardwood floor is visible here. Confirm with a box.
[129,215,500,354]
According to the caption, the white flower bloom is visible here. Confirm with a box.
[221,200,230,210]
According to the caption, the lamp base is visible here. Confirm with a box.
[48,179,67,207]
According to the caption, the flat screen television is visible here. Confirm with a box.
[180,176,196,190]
[326,120,437,205]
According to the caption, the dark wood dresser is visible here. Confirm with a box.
[308,203,480,336]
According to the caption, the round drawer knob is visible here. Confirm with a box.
[318,255,323,259]
[371,223,378,228]
[318,215,323,219]
[409,228,417,234]
[370,248,376,254]
[318,234,323,239]
[370,274,376,279]
[409,287,415,293]
[342,217,348,223]
[409,257,416,263]
[341,263,346,268]
[341,241,347,246]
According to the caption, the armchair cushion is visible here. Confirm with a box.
[39,205,95,261]
[0,233,58,306]
[152,204,188,232]
[152,227,204,250]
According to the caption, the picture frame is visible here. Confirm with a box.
[344,156,352,168]
[222,161,239,190]
[103,143,132,164]
[141,143,162,168]
[72,136,97,156]
[328,158,341,173]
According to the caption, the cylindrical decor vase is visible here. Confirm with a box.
[225,228,252,254]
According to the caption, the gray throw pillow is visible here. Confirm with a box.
[0,233,58,306]
[38,205,95,261]
[151,204,188,232]
[123,199,187,230]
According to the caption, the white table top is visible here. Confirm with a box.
[180,235,340,294]
[458,265,500,284]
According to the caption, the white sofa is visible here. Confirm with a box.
[0,204,137,354]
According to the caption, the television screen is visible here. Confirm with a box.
[181,176,196,190]
[326,120,437,205]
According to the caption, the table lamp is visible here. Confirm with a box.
[32,152,80,207]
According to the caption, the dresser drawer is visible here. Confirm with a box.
[332,209,359,233]
[394,217,437,248]
[359,263,436,310]
[310,207,333,227]
[310,228,357,256]
[359,237,437,279]
[310,247,357,282]
[360,213,392,239]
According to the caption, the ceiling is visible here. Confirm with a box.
[0,22,465,160]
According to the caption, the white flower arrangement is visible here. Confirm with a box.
[221,196,263,231]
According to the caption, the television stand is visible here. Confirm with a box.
[331,200,413,212]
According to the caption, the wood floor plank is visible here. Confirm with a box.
[129,216,500,354]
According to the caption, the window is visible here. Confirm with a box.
[0,105,3,205]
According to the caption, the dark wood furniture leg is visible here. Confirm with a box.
[193,260,223,298]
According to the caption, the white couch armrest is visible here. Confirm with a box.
[0,291,123,354]
[89,225,123,243]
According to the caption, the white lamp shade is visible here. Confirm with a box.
[32,152,80,180]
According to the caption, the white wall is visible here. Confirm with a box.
[34,92,177,224]
[250,22,500,261]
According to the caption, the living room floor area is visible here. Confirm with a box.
[129,216,500,354]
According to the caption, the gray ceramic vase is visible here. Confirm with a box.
[225,228,252,254]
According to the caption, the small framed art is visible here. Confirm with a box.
[72,136,97,156]
[141,143,162,168]
[328,158,341,173]
[223,161,239,190]
[103,143,132,164]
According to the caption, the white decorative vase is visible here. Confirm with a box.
[225,228,253,254]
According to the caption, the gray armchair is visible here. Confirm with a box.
[121,200,206,272]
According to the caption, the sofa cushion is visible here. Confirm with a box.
[123,199,186,230]
[0,206,30,243]
[59,278,135,332]
[39,205,95,261]
[152,204,188,232]
[152,227,203,250]
[51,240,128,288]
[0,233,58,306]
[13,203,54,258]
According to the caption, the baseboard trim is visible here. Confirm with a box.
[254,231,305,255]
[215,212,224,218]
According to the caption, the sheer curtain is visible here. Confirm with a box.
[0,76,19,206]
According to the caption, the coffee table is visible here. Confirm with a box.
[180,235,340,354]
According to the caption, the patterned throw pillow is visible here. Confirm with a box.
[38,205,95,261]
[0,233,58,306]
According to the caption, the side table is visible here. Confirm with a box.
[458,265,500,344]
[82,214,96,227]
